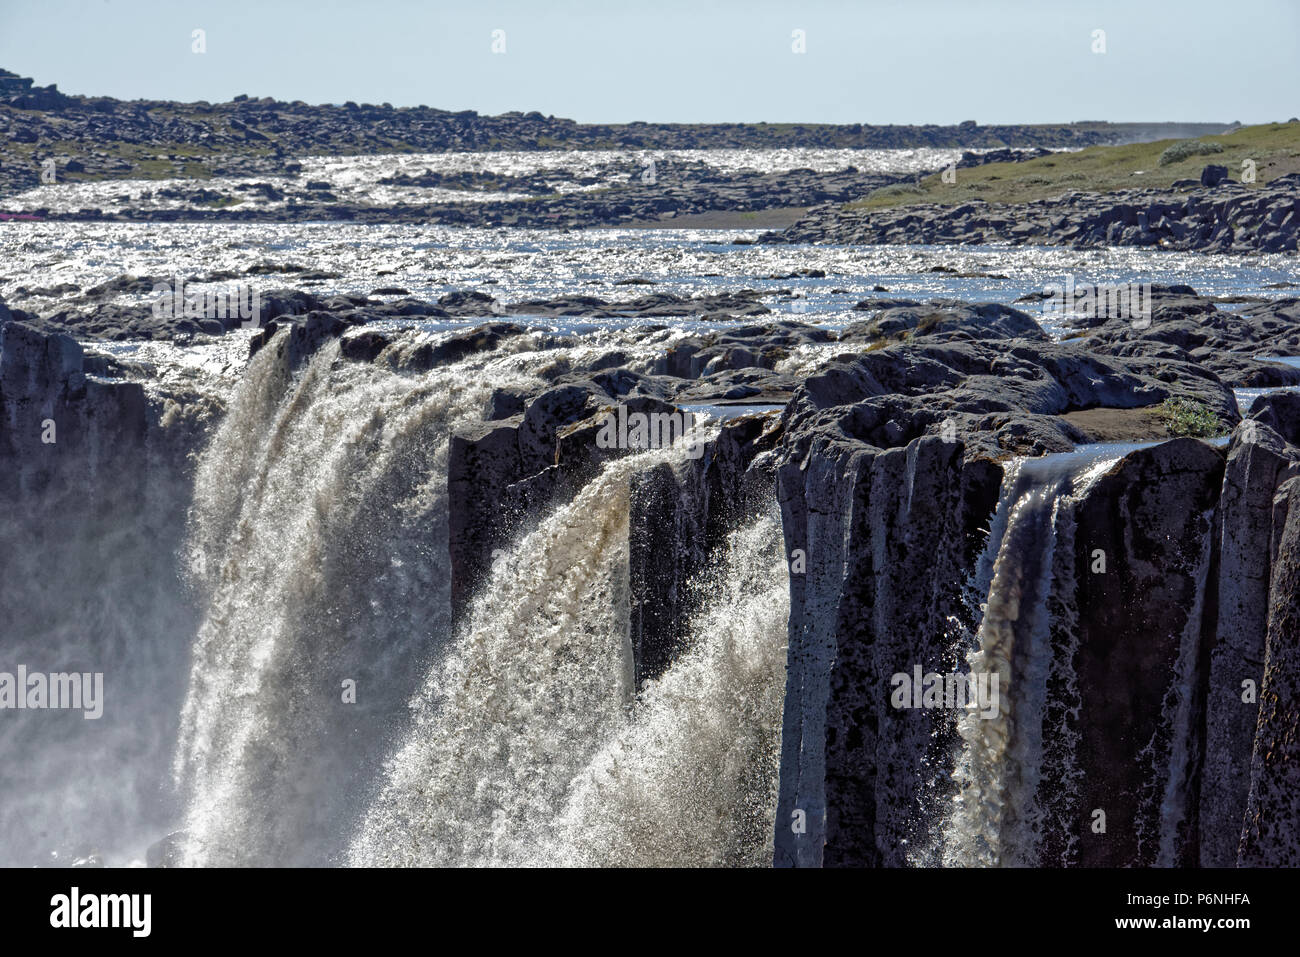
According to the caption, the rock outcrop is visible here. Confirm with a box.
[0,319,217,865]
[764,175,1300,254]
[769,317,1300,866]
[1238,472,1300,866]
[1066,439,1224,867]
[1200,398,1300,865]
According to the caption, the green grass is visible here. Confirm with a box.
[847,122,1300,212]
[1157,398,1224,438]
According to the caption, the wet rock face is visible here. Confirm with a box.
[769,417,1003,868]
[771,447,862,868]
[628,413,781,686]
[765,287,1261,868]
[0,321,210,864]
[1200,417,1299,866]
[823,440,1000,867]
[0,321,145,497]
[773,431,1230,868]
[1239,475,1300,866]
[768,322,1300,870]
[1066,439,1224,867]
[447,390,783,654]
[433,319,812,634]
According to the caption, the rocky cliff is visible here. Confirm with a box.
[6,277,1300,866]
[0,313,218,864]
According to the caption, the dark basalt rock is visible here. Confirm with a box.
[1200,416,1299,865]
[1248,389,1300,444]
[627,412,782,686]
[844,300,1048,344]
[1201,164,1230,187]
[1084,294,1300,388]
[770,305,1240,866]
[763,175,1300,254]
[956,147,1054,168]
[1239,474,1300,866]
[1067,439,1225,867]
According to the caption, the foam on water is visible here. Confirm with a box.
[175,328,550,866]
[347,448,789,867]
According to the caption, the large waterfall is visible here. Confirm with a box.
[174,328,545,866]
[6,310,1240,869]
[172,327,789,867]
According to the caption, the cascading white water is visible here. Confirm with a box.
[347,449,789,867]
[0,371,217,867]
[174,328,547,866]
[345,449,646,866]
[174,322,789,868]
[942,451,1123,868]
[535,513,789,867]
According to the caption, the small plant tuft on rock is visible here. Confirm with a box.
[1158,139,1225,166]
[1157,397,1223,437]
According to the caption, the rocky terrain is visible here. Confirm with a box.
[764,168,1300,254]
[4,61,1298,870]
[0,68,1231,199]
[11,149,1078,228]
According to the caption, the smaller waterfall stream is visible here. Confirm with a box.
[348,446,789,867]
[942,444,1209,867]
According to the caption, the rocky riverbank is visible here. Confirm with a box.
[763,169,1300,254]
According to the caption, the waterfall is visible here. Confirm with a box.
[942,450,1127,867]
[174,329,543,866]
[174,323,787,868]
[539,513,788,867]
[347,452,789,867]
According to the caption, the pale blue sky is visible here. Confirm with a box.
[1,0,1296,123]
